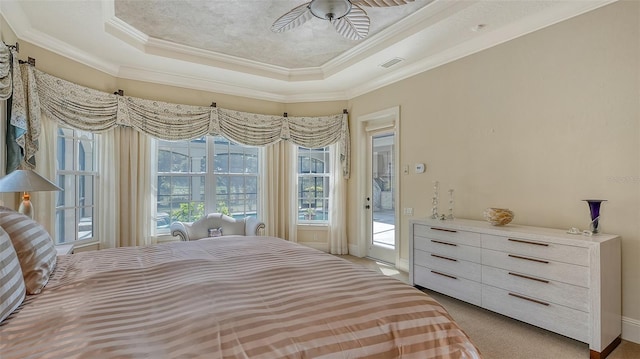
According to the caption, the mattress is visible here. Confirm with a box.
[0,236,481,358]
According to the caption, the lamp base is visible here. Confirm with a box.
[18,193,33,219]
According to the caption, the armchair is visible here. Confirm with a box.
[170,213,265,241]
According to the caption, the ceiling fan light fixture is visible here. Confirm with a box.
[309,0,352,21]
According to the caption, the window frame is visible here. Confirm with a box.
[155,135,261,235]
[55,127,98,246]
[297,146,331,225]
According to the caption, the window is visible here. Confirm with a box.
[156,136,260,233]
[55,128,98,245]
[297,146,330,223]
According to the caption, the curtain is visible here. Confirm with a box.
[0,42,11,100]
[328,143,348,254]
[118,127,154,247]
[263,141,298,242]
[31,114,56,237]
[99,127,154,248]
[97,128,118,248]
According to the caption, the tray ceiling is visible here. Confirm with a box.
[0,0,617,102]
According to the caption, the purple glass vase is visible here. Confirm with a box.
[583,199,606,234]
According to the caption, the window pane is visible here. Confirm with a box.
[158,150,172,172]
[57,136,75,171]
[171,201,204,222]
[172,176,190,197]
[78,138,94,172]
[55,208,76,244]
[158,176,172,196]
[171,151,189,172]
[190,140,206,172]
[244,147,259,173]
[56,175,76,207]
[78,175,94,207]
[78,207,93,240]
[216,175,229,195]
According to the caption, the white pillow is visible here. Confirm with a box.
[0,225,26,323]
[0,207,57,294]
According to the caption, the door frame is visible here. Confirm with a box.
[356,106,400,265]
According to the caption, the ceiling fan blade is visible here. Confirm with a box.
[333,4,370,40]
[351,0,415,7]
[271,3,313,33]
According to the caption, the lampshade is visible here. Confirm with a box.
[0,170,62,192]
[309,0,352,21]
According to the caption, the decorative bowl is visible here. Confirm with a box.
[483,208,514,226]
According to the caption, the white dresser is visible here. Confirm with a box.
[409,218,621,359]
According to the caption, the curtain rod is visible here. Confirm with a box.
[4,41,19,52]
[18,57,35,66]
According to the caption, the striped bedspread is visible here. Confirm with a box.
[1,236,481,359]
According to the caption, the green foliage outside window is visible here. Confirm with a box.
[171,202,205,222]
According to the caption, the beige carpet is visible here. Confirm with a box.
[338,255,640,359]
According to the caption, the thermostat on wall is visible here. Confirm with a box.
[415,163,426,174]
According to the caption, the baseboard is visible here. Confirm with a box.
[622,316,640,344]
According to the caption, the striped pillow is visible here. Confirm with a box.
[0,207,57,294]
[0,225,26,323]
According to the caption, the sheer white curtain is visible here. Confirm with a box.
[98,126,154,248]
[263,141,298,242]
[32,114,57,237]
[328,143,348,254]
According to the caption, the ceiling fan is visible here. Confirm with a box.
[271,0,416,41]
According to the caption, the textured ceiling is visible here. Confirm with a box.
[114,0,432,69]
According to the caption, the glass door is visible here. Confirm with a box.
[367,131,396,263]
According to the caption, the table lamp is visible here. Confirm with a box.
[0,169,62,218]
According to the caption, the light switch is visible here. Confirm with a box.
[415,163,425,174]
[403,165,409,174]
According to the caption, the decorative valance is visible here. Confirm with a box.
[3,61,350,178]
[0,43,11,100]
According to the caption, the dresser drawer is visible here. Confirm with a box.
[482,234,589,266]
[414,236,481,263]
[482,266,589,312]
[414,224,481,247]
[414,265,482,306]
[482,285,589,343]
[415,250,482,282]
[482,248,588,287]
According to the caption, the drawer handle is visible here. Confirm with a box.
[508,272,549,284]
[508,238,549,247]
[430,227,457,233]
[431,254,457,262]
[508,292,550,306]
[431,270,457,280]
[431,240,457,247]
[508,254,549,264]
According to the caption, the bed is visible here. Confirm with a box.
[1,236,481,359]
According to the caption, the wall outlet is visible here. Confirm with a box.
[403,208,413,215]
[403,165,409,174]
